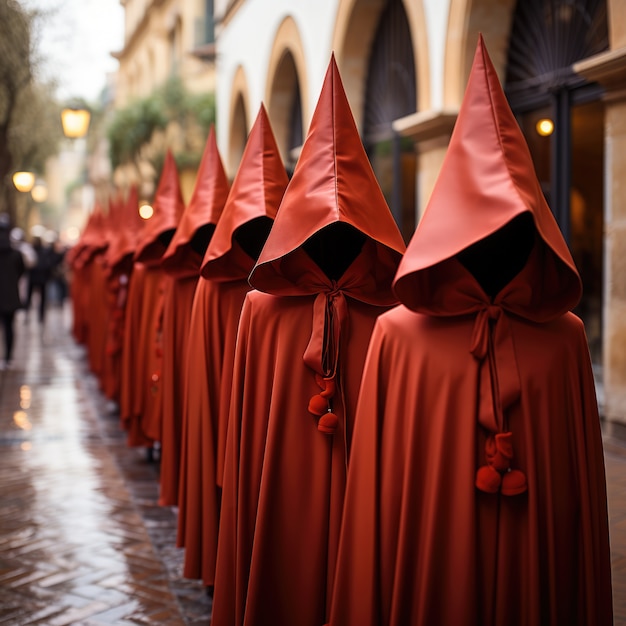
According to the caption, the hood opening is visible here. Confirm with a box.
[158,229,176,249]
[457,213,535,299]
[190,223,217,257]
[234,216,274,261]
[302,222,367,282]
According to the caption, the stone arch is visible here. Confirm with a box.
[445,0,517,106]
[227,66,250,178]
[331,0,428,128]
[265,17,308,171]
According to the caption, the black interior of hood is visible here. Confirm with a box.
[457,212,535,299]
[234,216,274,261]
[303,222,367,281]
[158,229,176,248]
[190,223,216,256]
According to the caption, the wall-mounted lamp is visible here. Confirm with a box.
[536,118,554,136]
[12,171,36,193]
[139,202,154,220]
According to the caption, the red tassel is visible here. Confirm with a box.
[320,378,336,398]
[475,464,501,493]
[501,469,528,496]
[308,394,327,416]
[318,411,338,435]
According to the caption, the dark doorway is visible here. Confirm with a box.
[505,0,608,363]
[363,0,417,242]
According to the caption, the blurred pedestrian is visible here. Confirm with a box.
[9,226,36,305]
[50,237,69,306]
[0,214,25,369]
[26,235,54,323]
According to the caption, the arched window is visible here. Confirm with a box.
[363,0,417,241]
[505,0,608,362]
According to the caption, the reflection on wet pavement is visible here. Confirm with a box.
[0,305,210,625]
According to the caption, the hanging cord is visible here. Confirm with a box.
[471,305,527,496]
[304,288,349,435]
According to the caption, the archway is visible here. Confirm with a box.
[504,0,608,363]
[265,19,308,174]
[333,0,419,240]
[227,66,250,178]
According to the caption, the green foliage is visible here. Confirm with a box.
[107,96,168,170]
[0,2,65,222]
[187,90,216,136]
[107,76,216,171]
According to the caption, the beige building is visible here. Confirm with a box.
[211,0,626,434]
[110,0,626,434]
[112,0,216,200]
[115,0,216,106]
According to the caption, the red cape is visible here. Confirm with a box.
[124,151,184,445]
[157,127,230,506]
[177,105,287,585]
[211,56,405,626]
[329,36,612,626]
[118,262,160,447]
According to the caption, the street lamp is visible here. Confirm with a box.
[31,181,48,203]
[12,171,35,193]
[61,105,91,138]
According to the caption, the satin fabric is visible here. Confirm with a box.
[157,273,196,505]
[85,252,110,384]
[157,128,229,506]
[176,267,254,582]
[69,210,108,346]
[329,36,612,626]
[120,152,185,447]
[118,262,160,447]
[177,105,287,586]
[102,187,143,404]
[211,57,405,626]
[105,185,142,276]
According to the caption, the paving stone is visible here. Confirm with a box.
[0,305,206,624]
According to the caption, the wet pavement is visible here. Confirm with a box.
[0,304,210,625]
[0,301,625,625]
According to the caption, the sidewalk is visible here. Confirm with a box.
[0,304,211,625]
[0,301,624,624]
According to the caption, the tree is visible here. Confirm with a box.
[0,1,63,225]
[107,76,216,182]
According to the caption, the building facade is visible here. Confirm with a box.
[112,0,217,201]
[115,0,216,107]
[212,0,626,432]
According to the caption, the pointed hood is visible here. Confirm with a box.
[393,34,581,321]
[250,54,406,305]
[78,203,108,265]
[134,149,185,265]
[392,36,583,476]
[162,127,230,277]
[249,55,405,393]
[106,185,145,275]
[200,104,288,281]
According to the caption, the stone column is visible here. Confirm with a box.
[575,48,626,432]
[393,110,458,221]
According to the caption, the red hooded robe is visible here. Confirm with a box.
[329,35,612,626]
[210,56,406,626]
[120,150,185,446]
[78,207,110,380]
[176,105,287,587]
[70,208,109,346]
[102,185,143,404]
[158,127,229,507]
